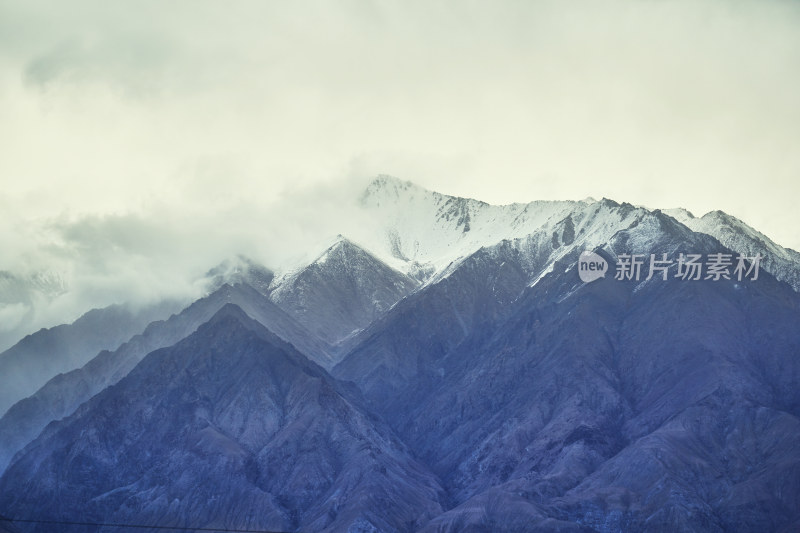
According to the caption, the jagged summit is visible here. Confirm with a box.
[361,175,490,214]
[361,174,421,200]
[668,207,800,290]
[352,176,800,293]
[354,176,581,275]
[312,234,374,265]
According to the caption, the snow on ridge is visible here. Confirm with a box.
[662,208,800,291]
[268,232,415,301]
[318,178,697,290]
[273,176,800,294]
[355,175,597,276]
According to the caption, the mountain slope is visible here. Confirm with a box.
[0,304,444,533]
[270,236,419,349]
[332,201,714,416]
[335,207,800,531]
[3,178,800,532]
[0,283,331,475]
[0,299,181,417]
[332,239,536,416]
[665,208,800,292]
[440,266,799,531]
[0,269,68,353]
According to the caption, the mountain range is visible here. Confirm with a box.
[1,176,799,532]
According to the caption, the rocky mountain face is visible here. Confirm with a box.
[0,283,331,476]
[0,299,181,417]
[332,201,718,414]
[0,305,444,533]
[356,176,799,298]
[410,255,800,532]
[666,208,800,292]
[270,237,419,350]
[332,239,538,416]
[1,177,799,532]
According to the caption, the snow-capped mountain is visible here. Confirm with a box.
[332,205,720,427]
[2,176,800,532]
[350,176,800,296]
[332,215,800,531]
[666,208,800,291]
[352,175,583,278]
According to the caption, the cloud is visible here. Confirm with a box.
[0,0,798,337]
[0,172,372,336]
[22,35,172,98]
[0,303,28,333]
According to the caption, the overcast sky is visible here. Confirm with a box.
[1,0,799,330]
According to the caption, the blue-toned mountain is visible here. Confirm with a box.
[0,304,444,533]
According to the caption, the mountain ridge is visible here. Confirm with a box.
[1,176,799,532]
[0,283,331,476]
[0,303,445,533]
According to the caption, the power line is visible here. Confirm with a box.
[0,517,288,533]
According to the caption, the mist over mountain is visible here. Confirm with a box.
[3,175,798,351]
[1,177,799,532]
[0,269,69,353]
[2,0,799,530]
[0,299,181,417]
[0,283,331,475]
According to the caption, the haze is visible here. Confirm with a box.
[1,0,798,337]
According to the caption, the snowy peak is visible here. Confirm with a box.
[365,175,490,225]
[312,235,376,266]
[360,175,491,238]
[204,255,274,296]
[663,207,696,220]
[360,174,426,203]
[665,208,800,291]
[355,177,800,295]
[356,175,587,275]
[269,236,419,348]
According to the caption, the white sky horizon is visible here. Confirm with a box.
[1,0,798,335]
